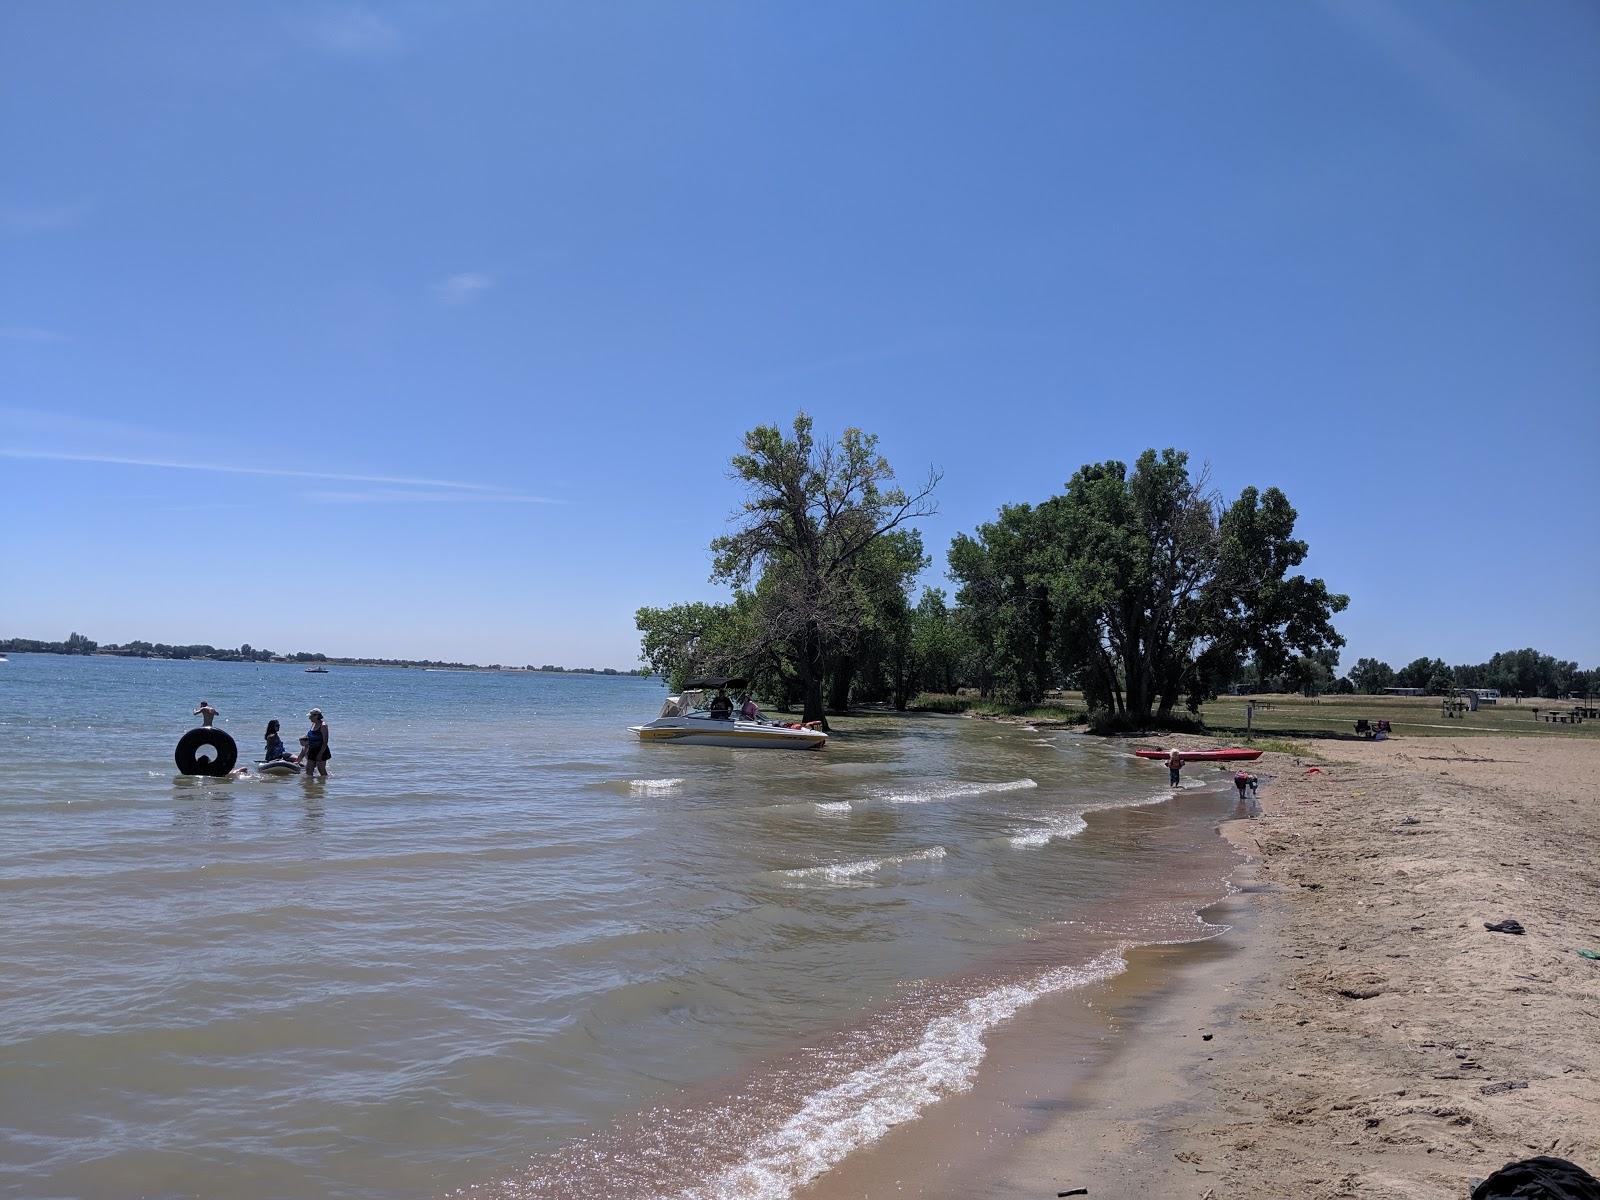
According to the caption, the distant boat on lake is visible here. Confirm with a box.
[304,666,329,673]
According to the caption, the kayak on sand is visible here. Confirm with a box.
[1134,747,1263,762]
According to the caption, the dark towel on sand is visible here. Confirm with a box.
[1471,1156,1600,1200]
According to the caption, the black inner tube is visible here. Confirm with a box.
[175,727,238,776]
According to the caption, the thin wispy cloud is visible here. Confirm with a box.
[294,5,403,57]
[1320,0,1574,168]
[0,448,499,492]
[0,326,68,342]
[1,201,91,235]
[303,488,565,505]
[433,271,494,306]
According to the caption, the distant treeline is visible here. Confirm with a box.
[1335,649,1596,700]
[635,416,1598,728]
[0,633,649,677]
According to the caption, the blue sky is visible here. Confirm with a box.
[3,1,1597,670]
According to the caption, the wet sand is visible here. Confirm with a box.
[993,735,1600,1199]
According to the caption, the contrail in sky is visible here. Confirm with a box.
[0,447,501,492]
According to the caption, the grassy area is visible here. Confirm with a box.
[1200,693,1600,741]
[909,693,1087,723]
[912,690,1597,741]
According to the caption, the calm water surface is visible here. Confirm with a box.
[0,655,1240,1200]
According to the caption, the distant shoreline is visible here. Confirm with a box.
[0,645,651,677]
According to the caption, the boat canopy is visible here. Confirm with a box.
[683,676,748,690]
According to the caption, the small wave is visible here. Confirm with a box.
[629,778,685,796]
[1007,813,1087,848]
[875,778,1036,806]
[777,846,946,885]
[674,948,1128,1200]
[813,801,852,815]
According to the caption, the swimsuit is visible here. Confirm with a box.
[305,726,327,760]
[265,735,288,762]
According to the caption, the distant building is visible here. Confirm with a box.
[1382,687,1426,696]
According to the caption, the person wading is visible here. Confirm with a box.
[301,709,331,777]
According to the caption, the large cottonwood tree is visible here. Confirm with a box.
[949,449,1347,722]
[708,414,939,728]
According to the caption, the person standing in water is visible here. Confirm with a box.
[301,709,331,776]
[1166,747,1184,788]
[193,700,219,728]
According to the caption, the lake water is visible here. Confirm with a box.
[0,654,1242,1200]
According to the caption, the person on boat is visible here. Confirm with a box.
[263,719,295,764]
[708,689,734,720]
[301,709,331,776]
[1166,747,1184,787]
[193,700,219,728]
[738,692,762,722]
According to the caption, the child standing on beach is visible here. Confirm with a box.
[193,700,218,728]
[1166,748,1184,787]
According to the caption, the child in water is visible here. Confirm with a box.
[263,719,295,763]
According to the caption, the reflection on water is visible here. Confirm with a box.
[0,656,1239,1200]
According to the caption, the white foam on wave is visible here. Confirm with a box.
[777,846,946,884]
[1007,812,1087,848]
[875,778,1036,806]
[673,947,1129,1200]
[1006,789,1181,849]
[628,778,685,796]
[813,801,852,815]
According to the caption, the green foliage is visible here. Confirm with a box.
[1349,657,1395,694]
[1395,656,1450,692]
[947,449,1347,722]
[1085,707,1207,735]
[636,414,939,726]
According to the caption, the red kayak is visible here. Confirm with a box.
[1134,747,1263,762]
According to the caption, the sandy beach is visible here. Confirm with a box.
[994,735,1600,1199]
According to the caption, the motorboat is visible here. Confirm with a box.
[631,677,827,751]
[304,666,329,673]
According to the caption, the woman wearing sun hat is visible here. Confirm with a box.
[301,708,331,777]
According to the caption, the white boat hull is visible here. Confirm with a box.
[630,715,826,750]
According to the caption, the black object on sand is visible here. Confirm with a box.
[1470,1155,1600,1200]
[1484,919,1526,935]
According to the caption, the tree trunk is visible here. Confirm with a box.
[800,625,829,730]
[829,653,855,713]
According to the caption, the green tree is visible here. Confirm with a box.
[909,588,968,697]
[1044,450,1345,722]
[1348,657,1395,694]
[634,601,743,691]
[947,503,1059,703]
[708,415,939,728]
[63,631,98,655]
[1395,656,1447,690]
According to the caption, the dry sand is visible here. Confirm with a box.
[1000,735,1600,1199]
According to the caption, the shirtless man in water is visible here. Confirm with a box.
[193,700,219,728]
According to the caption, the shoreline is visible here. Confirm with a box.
[974,734,1600,1199]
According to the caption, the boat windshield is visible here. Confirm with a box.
[656,697,685,719]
